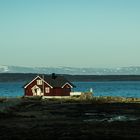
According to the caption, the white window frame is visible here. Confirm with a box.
[37,80,42,85]
[45,87,50,93]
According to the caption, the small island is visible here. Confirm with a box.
[0,73,140,139]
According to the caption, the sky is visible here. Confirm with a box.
[0,0,140,68]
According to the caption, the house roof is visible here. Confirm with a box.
[24,74,75,88]
[43,75,75,88]
[23,75,53,88]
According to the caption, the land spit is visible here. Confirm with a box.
[0,97,140,140]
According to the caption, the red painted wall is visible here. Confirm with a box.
[24,78,71,96]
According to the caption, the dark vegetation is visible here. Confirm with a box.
[0,98,140,140]
[1,73,140,82]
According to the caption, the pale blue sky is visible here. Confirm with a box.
[0,0,140,68]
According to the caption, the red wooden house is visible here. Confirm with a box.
[24,73,75,98]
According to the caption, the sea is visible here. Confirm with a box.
[0,81,140,98]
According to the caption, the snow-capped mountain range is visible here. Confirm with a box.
[0,65,140,75]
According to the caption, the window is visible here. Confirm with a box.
[37,80,42,85]
[45,87,50,93]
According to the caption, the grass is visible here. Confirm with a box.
[41,95,140,104]
[0,93,140,106]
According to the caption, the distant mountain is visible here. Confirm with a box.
[0,65,140,75]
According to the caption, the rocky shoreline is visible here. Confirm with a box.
[0,98,140,139]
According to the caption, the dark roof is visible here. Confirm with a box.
[24,74,75,88]
[42,75,75,88]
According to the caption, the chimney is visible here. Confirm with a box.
[52,73,57,79]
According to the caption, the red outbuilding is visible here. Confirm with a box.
[24,73,75,98]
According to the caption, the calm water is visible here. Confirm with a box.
[0,81,140,97]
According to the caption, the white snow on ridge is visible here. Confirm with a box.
[0,65,140,74]
[4,67,9,72]
[0,65,9,72]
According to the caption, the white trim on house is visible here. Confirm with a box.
[61,82,73,88]
[42,96,70,99]
[24,76,53,88]
[31,85,43,96]
[31,85,39,90]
